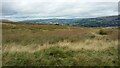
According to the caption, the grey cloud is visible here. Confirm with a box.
[2,2,18,15]
[1,0,118,21]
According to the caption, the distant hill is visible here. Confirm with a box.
[19,19,79,25]
[19,15,120,27]
[0,19,16,23]
[75,15,120,27]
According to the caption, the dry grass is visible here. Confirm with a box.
[3,39,118,53]
[2,22,119,66]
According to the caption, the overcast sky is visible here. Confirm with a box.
[1,0,119,21]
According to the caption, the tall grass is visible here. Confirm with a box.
[3,46,118,66]
[2,22,119,66]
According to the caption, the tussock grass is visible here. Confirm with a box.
[3,45,118,66]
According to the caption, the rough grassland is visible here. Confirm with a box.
[2,22,119,66]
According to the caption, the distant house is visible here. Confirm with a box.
[53,22,59,25]
[49,22,59,25]
[49,22,53,24]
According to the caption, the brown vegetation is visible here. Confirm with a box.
[2,22,119,66]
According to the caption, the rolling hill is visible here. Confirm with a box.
[20,15,120,27]
[75,15,120,27]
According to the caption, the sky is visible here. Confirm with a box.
[1,0,119,21]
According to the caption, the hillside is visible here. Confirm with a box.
[75,15,120,27]
[20,15,120,27]
[0,19,16,23]
[2,21,119,66]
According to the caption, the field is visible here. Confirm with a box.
[2,22,119,66]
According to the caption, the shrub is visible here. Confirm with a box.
[98,29,108,35]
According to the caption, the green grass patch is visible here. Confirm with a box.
[3,46,118,66]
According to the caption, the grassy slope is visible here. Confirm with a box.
[2,22,119,66]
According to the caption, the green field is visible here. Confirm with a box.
[2,22,119,66]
